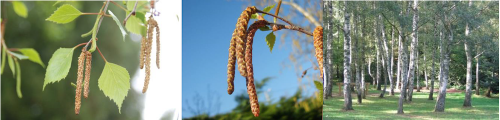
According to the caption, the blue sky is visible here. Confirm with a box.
[182,1,318,118]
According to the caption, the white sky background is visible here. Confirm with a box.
[130,0,182,120]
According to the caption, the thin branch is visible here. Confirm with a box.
[278,0,321,26]
[110,1,127,11]
[474,51,485,59]
[256,9,294,26]
[84,0,110,50]
[123,1,138,26]
[267,22,313,36]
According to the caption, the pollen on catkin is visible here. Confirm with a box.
[234,6,257,77]
[140,37,146,69]
[143,17,155,93]
[155,20,160,69]
[75,51,86,115]
[84,51,92,99]
[227,29,238,95]
[244,20,267,117]
[313,26,324,78]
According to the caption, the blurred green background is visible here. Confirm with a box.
[1,1,146,119]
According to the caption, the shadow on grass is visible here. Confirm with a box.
[323,86,499,120]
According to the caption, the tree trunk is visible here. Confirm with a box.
[406,0,419,102]
[362,63,366,99]
[390,26,396,96]
[377,14,392,97]
[435,13,452,112]
[424,53,429,89]
[475,52,480,95]
[342,2,353,110]
[463,20,473,108]
[376,44,382,90]
[323,1,334,100]
[417,53,421,92]
[463,0,473,107]
[397,1,412,114]
[429,47,436,100]
[397,28,402,91]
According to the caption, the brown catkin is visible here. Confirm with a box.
[227,29,237,95]
[75,51,86,115]
[140,37,146,69]
[234,6,257,77]
[83,51,92,99]
[155,20,160,69]
[245,20,267,117]
[143,17,155,93]
[313,26,324,78]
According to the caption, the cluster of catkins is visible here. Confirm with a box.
[75,48,92,115]
[140,15,160,93]
[226,6,325,117]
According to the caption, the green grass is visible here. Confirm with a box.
[323,85,499,120]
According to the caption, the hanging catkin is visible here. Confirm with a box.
[234,6,257,77]
[227,29,237,95]
[75,51,86,115]
[83,51,92,99]
[154,20,160,69]
[244,20,267,117]
[313,26,324,78]
[143,17,155,93]
[140,37,146,69]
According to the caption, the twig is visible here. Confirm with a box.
[256,9,294,26]
[84,0,110,50]
[278,0,321,27]
[474,51,485,59]
[123,1,138,26]
[110,1,127,11]
[267,22,313,36]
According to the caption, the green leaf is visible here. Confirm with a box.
[127,1,150,13]
[265,32,276,53]
[1,47,6,74]
[15,59,22,98]
[98,62,130,114]
[259,26,271,31]
[46,4,82,24]
[12,1,28,18]
[19,48,45,68]
[313,81,323,101]
[43,48,74,91]
[8,54,15,77]
[125,12,146,36]
[9,51,29,60]
[261,4,275,17]
[108,10,128,41]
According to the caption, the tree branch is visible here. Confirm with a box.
[277,0,321,26]
[123,1,138,26]
[474,51,485,58]
[267,22,313,36]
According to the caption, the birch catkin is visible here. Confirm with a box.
[155,21,160,69]
[140,37,146,69]
[75,51,86,115]
[143,18,155,93]
[313,26,324,78]
[227,29,237,95]
[234,6,257,77]
[244,20,267,117]
[84,51,92,99]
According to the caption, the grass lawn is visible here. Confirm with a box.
[323,85,499,120]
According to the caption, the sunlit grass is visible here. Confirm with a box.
[323,85,499,120]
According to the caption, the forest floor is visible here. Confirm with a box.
[323,85,499,120]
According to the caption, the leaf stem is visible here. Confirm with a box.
[81,13,111,17]
[96,46,107,62]
[110,1,127,11]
